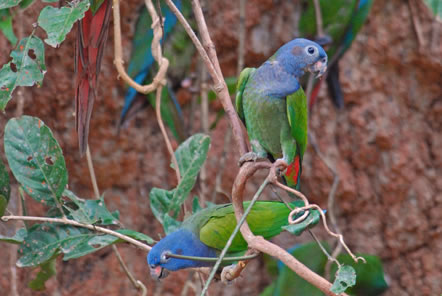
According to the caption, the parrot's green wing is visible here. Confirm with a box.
[199,201,302,252]
[235,68,256,124]
[286,88,308,159]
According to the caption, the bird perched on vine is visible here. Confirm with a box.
[147,200,317,279]
[236,38,327,190]
[299,0,373,110]
[74,0,112,155]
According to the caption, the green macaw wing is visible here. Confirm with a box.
[235,67,256,124]
[286,87,308,158]
[199,201,302,252]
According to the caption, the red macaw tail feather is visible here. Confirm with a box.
[284,155,302,190]
[74,0,112,155]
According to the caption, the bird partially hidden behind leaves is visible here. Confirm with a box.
[147,200,316,279]
[236,38,327,190]
[299,0,374,110]
[74,0,112,155]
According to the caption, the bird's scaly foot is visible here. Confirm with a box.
[274,158,289,176]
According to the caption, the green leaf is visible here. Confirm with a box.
[0,157,10,216]
[281,209,321,236]
[4,116,68,206]
[63,189,119,225]
[0,9,17,45]
[170,134,210,214]
[19,0,34,8]
[90,0,106,14]
[0,0,22,9]
[28,258,56,291]
[333,254,389,296]
[18,223,153,266]
[192,196,202,213]
[331,265,357,294]
[149,187,181,234]
[37,0,90,47]
[423,0,441,18]
[0,228,27,244]
[0,36,46,109]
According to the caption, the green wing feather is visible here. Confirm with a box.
[235,68,256,124]
[199,201,303,252]
[286,88,308,158]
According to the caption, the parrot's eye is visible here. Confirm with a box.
[306,46,316,56]
[160,251,171,264]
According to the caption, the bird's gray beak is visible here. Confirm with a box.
[150,266,169,280]
[309,58,327,78]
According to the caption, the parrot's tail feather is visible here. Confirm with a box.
[284,155,301,190]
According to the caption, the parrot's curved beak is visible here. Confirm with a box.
[308,57,328,78]
[150,265,169,280]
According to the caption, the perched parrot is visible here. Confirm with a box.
[299,0,374,109]
[147,200,312,279]
[119,0,192,142]
[236,38,327,189]
[74,0,112,155]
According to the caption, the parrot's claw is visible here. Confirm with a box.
[274,158,289,176]
[220,264,238,284]
[238,152,266,166]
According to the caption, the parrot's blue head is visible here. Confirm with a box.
[274,38,328,78]
[147,229,217,279]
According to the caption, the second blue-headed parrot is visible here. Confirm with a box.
[236,38,327,189]
[147,200,313,279]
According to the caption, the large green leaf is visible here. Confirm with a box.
[0,36,46,110]
[28,258,56,291]
[38,0,90,47]
[4,116,68,206]
[0,157,10,216]
[0,228,27,244]
[0,9,17,45]
[149,187,181,234]
[0,0,22,9]
[170,133,210,213]
[63,189,119,225]
[281,209,321,236]
[17,223,153,267]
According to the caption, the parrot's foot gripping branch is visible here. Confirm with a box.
[238,151,267,166]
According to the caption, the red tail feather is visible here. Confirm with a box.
[74,0,111,155]
[285,155,301,188]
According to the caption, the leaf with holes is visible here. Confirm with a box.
[0,0,22,9]
[63,189,120,225]
[169,133,210,214]
[0,157,10,216]
[0,36,46,110]
[0,9,17,45]
[38,0,90,47]
[423,0,442,18]
[28,258,56,291]
[0,228,27,244]
[330,265,357,294]
[4,116,67,206]
[17,223,153,266]
[281,209,321,236]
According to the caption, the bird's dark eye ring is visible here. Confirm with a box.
[307,46,315,55]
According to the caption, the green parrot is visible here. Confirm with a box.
[147,200,317,279]
[236,38,328,189]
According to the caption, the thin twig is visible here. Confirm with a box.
[199,64,209,206]
[1,215,151,251]
[408,0,425,50]
[113,245,147,296]
[86,146,100,199]
[164,0,248,156]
